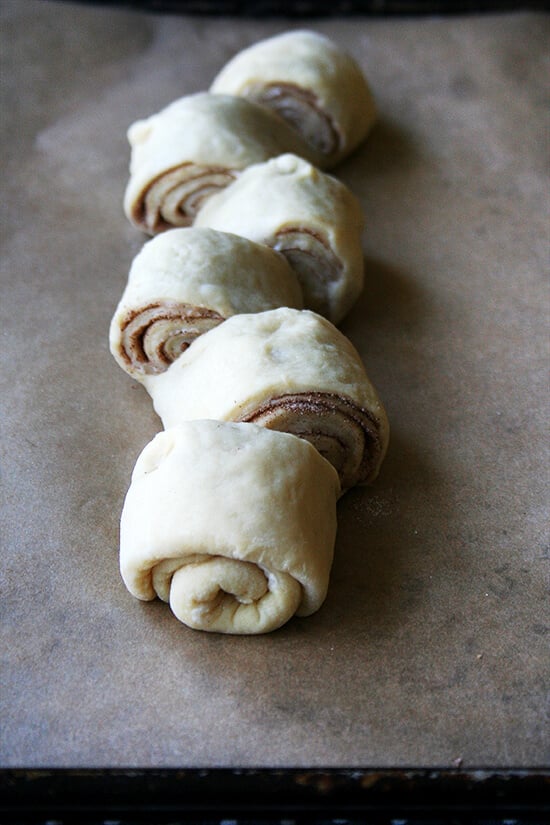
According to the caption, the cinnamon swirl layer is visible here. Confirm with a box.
[123,92,324,234]
[210,31,377,167]
[109,227,303,380]
[271,227,347,322]
[113,301,223,377]
[246,82,339,158]
[129,163,237,234]
[195,154,365,323]
[144,308,389,493]
[120,421,339,634]
[239,391,382,491]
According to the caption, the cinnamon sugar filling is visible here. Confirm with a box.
[119,301,224,374]
[247,82,340,157]
[133,163,237,233]
[238,391,381,490]
[271,227,342,316]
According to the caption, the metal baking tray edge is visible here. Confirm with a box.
[1,766,549,821]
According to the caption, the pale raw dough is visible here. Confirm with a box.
[123,92,324,234]
[195,153,365,323]
[144,307,389,492]
[109,227,303,379]
[120,420,340,634]
[210,30,376,167]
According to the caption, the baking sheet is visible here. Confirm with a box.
[1,0,548,768]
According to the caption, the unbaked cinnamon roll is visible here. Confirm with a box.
[144,308,389,493]
[120,420,339,634]
[123,92,323,234]
[195,153,365,323]
[109,227,302,379]
[210,30,376,168]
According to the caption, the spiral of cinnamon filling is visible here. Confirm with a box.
[118,301,224,376]
[238,391,382,491]
[246,82,340,158]
[271,227,342,318]
[132,164,238,234]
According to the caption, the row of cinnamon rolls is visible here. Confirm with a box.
[112,30,389,634]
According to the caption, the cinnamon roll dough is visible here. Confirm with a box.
[195,153,365,323]
[123,92,324,234]
[109,227,303,379]
[210,30,377,168]
[120,420,339,634]
[144,307,389,492]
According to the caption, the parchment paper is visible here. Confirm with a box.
[1,0,548,767]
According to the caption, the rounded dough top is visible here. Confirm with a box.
[114,226,303,316]
[195,153,364,250]
[126,91,324,177]
[144,307,388,433]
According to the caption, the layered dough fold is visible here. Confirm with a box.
[123,92,324,234]
[109,227,302,379]
[144,307,389,493]
[195,153,364,323]
[210,30,376,167]
[120,420,340,634]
